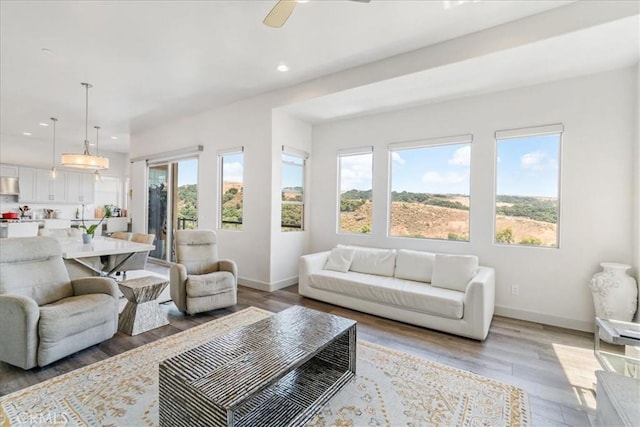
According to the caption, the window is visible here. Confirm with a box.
[495,124,562,247]
[281,149,307,232]
[219,150,243,230]
[389,135,472,241]
[338,147,373,234]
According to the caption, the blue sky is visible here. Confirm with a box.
[391,144,470,195]
[177,158,199,186]
[496,134,560,197]
[340,135,560,197]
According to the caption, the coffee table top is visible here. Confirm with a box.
[160,306,356,409]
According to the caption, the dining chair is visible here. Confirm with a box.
[7,222,39,237]
[105,233,155,279]
[111,231,132,241]
[169,229,237,315]
[106,217,129,234]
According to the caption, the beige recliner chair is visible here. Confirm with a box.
[0,237,119,369]
[170,229,237,315]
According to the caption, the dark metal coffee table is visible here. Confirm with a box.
[159,306,357,427]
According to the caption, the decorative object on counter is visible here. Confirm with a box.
[1,212,19,220]
[18,205,31,218]
[75,208,80,219]
[50,117,58,180]
[60,82,109,171]
[103,204,112,218]
[80,208,106,244]
[590,263,638,327]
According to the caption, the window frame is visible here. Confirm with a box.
[493,123,563,248]
[337,146,374,235]
[388,134,473,242]
[218,147,244,231]
[281,146,308,232]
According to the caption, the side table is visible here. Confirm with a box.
[594,317,640,378]
[118,276,169,336]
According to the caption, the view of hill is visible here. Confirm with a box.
[176,184,198,229]
[340,190,557,245]
[221,182,243,229]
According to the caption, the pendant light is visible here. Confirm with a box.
[50,117,58,180]
[93,125,103,182]
[60,82,109,170]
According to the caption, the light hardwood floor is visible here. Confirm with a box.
[1,269,619,426]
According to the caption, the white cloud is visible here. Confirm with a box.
[391,151,405,165]
[448,145,471,166]
[222,162,243,183]
[422,171,467,185]
[340,154,372,191]
[521,150,556,171]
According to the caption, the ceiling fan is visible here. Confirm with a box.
[263,0,371,28]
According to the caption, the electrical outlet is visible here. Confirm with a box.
[511,285,520,295]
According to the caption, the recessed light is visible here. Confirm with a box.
[111,136,119,140]
[277,63,289,72]
[39,122,49,127]
[23,132,32,136]
[297,0,310,3]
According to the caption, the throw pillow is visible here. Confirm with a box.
[324,247,355,273]
[431,254,479,292]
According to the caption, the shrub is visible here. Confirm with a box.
[496,227,514,244]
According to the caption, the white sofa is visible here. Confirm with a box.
[299,245,495,340]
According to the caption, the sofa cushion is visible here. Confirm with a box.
[394,249,436,283]
[309,270,464,319]
[186,271,235,297]
[431,254,478,292]
[324,247,355,273]
[339,245,397,277]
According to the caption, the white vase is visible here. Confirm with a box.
[589,263,638,322]
[82,233,93,244]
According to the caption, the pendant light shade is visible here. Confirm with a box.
[61,82,109,170]
[50,117,58,180]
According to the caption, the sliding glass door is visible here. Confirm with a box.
[147,158,198,263]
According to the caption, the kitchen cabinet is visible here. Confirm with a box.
[0,164,19,177]
[18,167,36,202]
[66,172,95,204]
[36,169,66,202]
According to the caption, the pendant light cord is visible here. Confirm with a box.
[82,82,92,155]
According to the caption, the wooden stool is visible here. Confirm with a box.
[118,276,169,336]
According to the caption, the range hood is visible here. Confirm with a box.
[0,176,19,195]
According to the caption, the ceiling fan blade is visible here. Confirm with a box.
[263,0,298,28]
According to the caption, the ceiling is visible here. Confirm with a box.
[0,0,635,155]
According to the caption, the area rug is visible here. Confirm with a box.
[0,307,529,426]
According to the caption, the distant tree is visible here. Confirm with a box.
[496,227,514,244]
[447,233,468,241]
[519,236,543,246]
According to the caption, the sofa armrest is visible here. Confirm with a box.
[298,251,331,295]
[170,262,188,312]
[463,266,496,340]
[0,294,40,369]
[72,277,119,299]
[218,259,238,282]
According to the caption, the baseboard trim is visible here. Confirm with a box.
[238,276,297,292]
[495,305,594,333]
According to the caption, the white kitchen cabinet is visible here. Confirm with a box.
[1,164,19,177]
[35,169,66,202]
[18,167,36,202]
[66,171,95,204]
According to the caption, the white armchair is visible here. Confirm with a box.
[169,230,237,315]
[0,237,119,369]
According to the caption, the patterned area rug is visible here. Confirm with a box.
[0,307,529,426]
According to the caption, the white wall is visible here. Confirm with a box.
[270,111,312,289]
[130,96,276,288]
[309,67,637,332]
